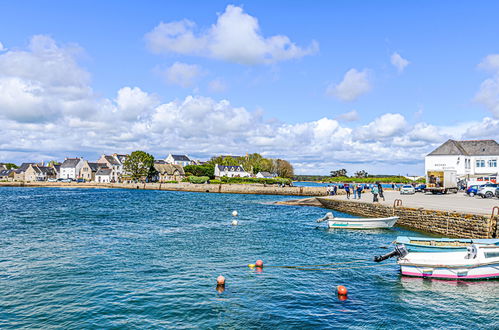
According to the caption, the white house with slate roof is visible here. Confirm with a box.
[425,139,499,179]
[95,168,112,183]
[214,164,251,178]
[256,171,278,179]
[60,158,85,179]
[97,154,127,182]
[165,154,193,167]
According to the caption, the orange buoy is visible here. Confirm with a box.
[217,275,225,286]
[337,285,348,295]
[255,259,264,268]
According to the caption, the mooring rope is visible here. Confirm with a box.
[264,259,369,269]
[276,262,398,271]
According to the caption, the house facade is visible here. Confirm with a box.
[153,163,185,182]
[80,161,107,182]
[0,169,15,181]
[60,158,85,179]
[13,163,36,181]
[97,154,126,182]
[165,154,192,167]
[256,172,277,179]
[425,139,499,180]
[214,164,251,178]
[95,168,112,183]
[24,165,57,181]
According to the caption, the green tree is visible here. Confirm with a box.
[123,151,155,181]
[354,170,368,178]
[274,159,294,178]
[3,163,19,169]
[330,169,347,177]
[184,164,215,179]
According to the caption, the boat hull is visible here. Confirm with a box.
[327,216,398,229]
[396,236,499,252]
[400,264,499,280]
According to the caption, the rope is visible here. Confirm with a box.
[265,259,368,269]
[277,263,398,271]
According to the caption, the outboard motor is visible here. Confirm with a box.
[374,244,409,262]
[316,212,334,223]
[465,244,478,259]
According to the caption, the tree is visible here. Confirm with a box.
[274,159,294,178]
[3,163,18,169]
[184,164,215,179]
[330,169,347,177]
[123,151,155,181]
[354,170,368,178]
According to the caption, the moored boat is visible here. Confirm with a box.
[317,212,398,229]
[396,236,499,252]
[375,244,499,280]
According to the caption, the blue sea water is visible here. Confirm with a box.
[0,187,498,329]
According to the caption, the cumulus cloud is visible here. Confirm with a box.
[326,68,371,102]
[478,54,499,72]
[335,110,360,122]
[145,5,318,65]
[356,113,407,141]
[0,42,5,51]
[115,87,159,121]
[391,52,410,73]
[164,62,202,88]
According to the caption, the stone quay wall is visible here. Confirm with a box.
[0,181,328,197]
[317,198,498,239]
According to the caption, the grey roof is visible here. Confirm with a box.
[52,164,61,173]
[0,169,13,176]
[88,162,106,172]
[154,160,166,164]
[37,166,56,175]
[114,154,128,163]
[96,168,112,176]
[258,172,276,177]
[428,139,499,156]
[104,155,120,166]
[61,158,81,168]
[18,163,36,172]
[217,165,245,172]
[154,163,185,175]
[170,154,191,162]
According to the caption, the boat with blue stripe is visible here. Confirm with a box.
[396,236,499,252]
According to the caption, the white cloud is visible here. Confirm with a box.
[474,54,499,118]
[145,5,318,65]
[0,42,5,51]
[208,78,227,93]
[478,54,499,72]
[326,68,371,102]
[335,110,360,122]
[164,62,202,88]
[115,87,159,121]
[390,52,410,73]
[356,113,407,141]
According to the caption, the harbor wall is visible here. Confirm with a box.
[0,181,328,196]
[317,198,498,239]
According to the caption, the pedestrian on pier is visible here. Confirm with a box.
[353,183,358,199]
[357,184,363,199]
[344,184,350,199]
[333,185,337,195]
[377,182,385,201]
[371,184,379,203]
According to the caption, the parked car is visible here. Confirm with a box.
[60,178,72,183]
[400,185,416,195]
[76,178,85,183]
[47,178,57,182]
[477,183,499,198]
[466,185,482,197]
[414,184,426,193]
[495,187,499,199]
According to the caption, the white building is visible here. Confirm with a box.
[214,164,251,178]
[95,168,112,183]
[165,154,193,167]
[97,154,127,182]
[256,171,278,179]
[60,158,85,179]
[425,139,499,180]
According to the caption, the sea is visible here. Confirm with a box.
[0,187,498,328]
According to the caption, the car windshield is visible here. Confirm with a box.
[403,185,412,188]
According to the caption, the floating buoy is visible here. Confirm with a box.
[231,220,238,226]
[232,210,238,217]
[248,264,255,269]
[255,259,264,268]
[217,275,225,286]
[337,285,348,296]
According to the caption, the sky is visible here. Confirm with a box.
[1,1,499,175]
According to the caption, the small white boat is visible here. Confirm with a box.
[375,244,499,280]
[317,212,398,229]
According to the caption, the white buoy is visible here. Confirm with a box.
[232,210,238,217]
[231,220,238,226]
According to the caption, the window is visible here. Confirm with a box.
[476,159,485,167]
[488,159,497,167]
[465,159,471,169]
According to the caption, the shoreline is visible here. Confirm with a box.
[0,181,328,196]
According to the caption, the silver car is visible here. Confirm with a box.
[400,185,416,195]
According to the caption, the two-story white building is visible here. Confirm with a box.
[97,154,127,182]
[425,139,499,182]
[165,154,193,167]
[60,158,85,179]
[214,164,251,178]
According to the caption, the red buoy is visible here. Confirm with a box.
[217,275,225,286]
[255,259,264,268]
[337,285,348,296]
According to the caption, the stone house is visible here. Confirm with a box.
[153,163,185,182]
[214,164,251,178]
[60,158,85,180]
[0,169,15,181]
[97,154,127,182]
[13,163,36,181]
[95,168,112,183]
[24,165,57,181]
[80,161,107,182]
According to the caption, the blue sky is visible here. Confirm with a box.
[1,1,499,174]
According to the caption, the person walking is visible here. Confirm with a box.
[353,183,358,199]
[344,183,350,199]
[357,184,363,199]
[377,182,385,201]
[371,184,379,203]
[333,185,337,195]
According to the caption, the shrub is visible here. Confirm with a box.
[188,176,210,184]
[209,179,222,184]
[161,180,178,184]
[219,176,292,185]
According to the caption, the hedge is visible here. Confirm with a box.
[188,176,210,184]
[220,176,292,185]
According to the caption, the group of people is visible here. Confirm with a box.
[327,182,385,203]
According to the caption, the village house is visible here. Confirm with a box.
[79,161,107,182]
[0,169,15,181]
[24,165,57,182]
[153,163,185,182]
[60,158,85,180]
[51,164,61,179]
[256,171,278,179]
[97,154,127,182]
[425,139,499,181]
[95,168,112,183]
[214,164,251,178]
[13,163,36,181]
[165,154,193,167]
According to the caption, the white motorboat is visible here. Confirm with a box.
[316,212,398,229]
[375,244,499,280]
